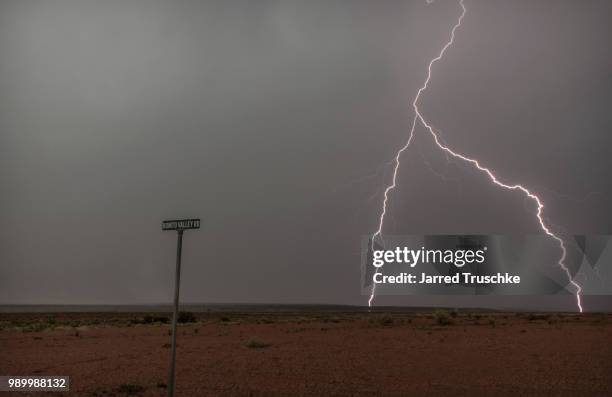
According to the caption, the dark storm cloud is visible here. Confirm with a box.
[1,0,610,310]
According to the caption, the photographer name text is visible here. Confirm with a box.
[373,272,520,285]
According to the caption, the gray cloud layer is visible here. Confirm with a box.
[1,0,611,310]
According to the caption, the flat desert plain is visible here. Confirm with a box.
[1,312,611,396]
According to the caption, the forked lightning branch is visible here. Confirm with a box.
[368,0,583,311]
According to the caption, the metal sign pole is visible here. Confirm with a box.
[168,229,183,397]
[161,218,199,397]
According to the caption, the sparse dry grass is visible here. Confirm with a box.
[245,338,271,348]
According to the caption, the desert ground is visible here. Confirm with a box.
[1,310,611,396]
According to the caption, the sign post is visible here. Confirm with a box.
[162,218,200,397]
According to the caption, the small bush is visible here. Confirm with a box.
[245,338,271,349]
[527,314,549,321]
[22,321,50,333]
[116,384,145,395]
[369,314,394,327]
[177,312,197,324]
[138,315,169,324]
[154,315,169,324]
[434,310,452,326]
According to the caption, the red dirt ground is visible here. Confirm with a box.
[1,313,611,396]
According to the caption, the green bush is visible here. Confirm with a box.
[177,312,197,324]
[116,384,145,395]
[139,314,169,324]
[527,313,549,321]
[245,338,271,349]
[434,310,452,326]
[369,314,394,327]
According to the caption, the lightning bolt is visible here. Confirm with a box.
[368,0,583,312]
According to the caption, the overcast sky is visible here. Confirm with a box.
[1,0,611,310]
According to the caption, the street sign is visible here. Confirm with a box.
[162,219,200,231]
[162,217,200,397]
